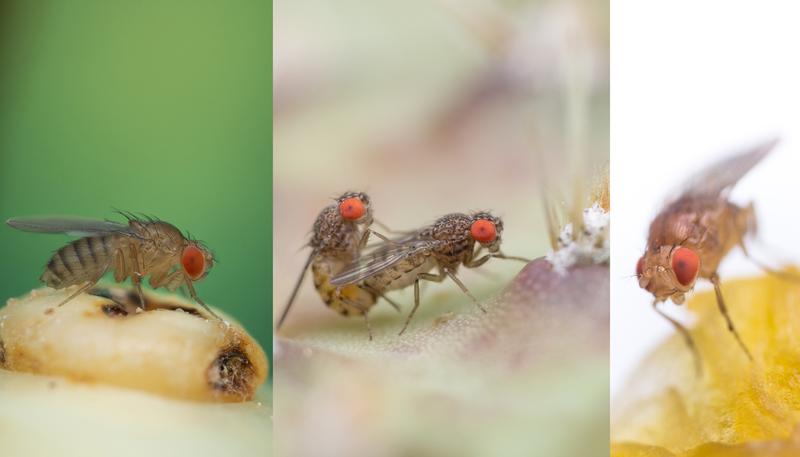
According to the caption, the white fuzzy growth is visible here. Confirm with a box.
[546,203,609,274]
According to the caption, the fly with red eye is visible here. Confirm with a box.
[6,213,222,321]
[331,211,530,335]
[276,191,406,340]
[638,139,778,373]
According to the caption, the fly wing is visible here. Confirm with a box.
[6,217,132,237]
[330,240,432,286]
[675,138,777,201]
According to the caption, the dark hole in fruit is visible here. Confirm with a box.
[91,286,203,318]
[0,338,5,367]
[102,303,129,317]
[207,346,255,397]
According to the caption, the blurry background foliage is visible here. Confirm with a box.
[0,1,272,358]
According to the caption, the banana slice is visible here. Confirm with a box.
[0,286,268,402]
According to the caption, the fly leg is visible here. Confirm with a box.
[399,270,447,335]
[55,280,101,308]
[445,269,486,313]
[128,243,147,310]
[185,279,224,322]
[710,273,753,361]
[653,299,703,375]
[363,312,373,341]
[358,227,395,248]
[340,295,375,341]
[380,294,402,312]
[373,218,413,236]
[740,241,800,283]
[464,252,492,269]
[362,285,401,312]
[492,252,532,263]
[55,262,110,308]
[277,250,317,330]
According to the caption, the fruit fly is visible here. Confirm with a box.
[6,213,220,320]
[276,191,399,339]
[636,138,778,372]
[331,211,529,335]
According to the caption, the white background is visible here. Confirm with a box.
[611,1,800,394]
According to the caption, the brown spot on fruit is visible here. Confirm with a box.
[102,303,129,317]
[0,338,5,367]
[207,347,256,400]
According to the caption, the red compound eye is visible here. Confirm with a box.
[636,256,645,277]
[671,247,699,286]
[470,219,497,243]
[182,245,206,280]
[339,197,365,221]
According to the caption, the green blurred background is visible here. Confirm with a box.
[0,1,272,358]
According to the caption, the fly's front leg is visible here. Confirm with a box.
[492,252,531,263]
[445,269,486,313]
[710,273,753,361]
[358,228,395,249]
[398,270,446,335]
[652,299,702,376]
[464,254,492,269]
[185,279,224,322]
[373,218,413,236]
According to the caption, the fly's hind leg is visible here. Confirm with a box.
[55,263,110,308]
[398,270,447,335]
[710,273,753,361]
[338,295,372,341]
[362,285,401,312]
[653,300,703,375]
[55,281,100,308]
[332,287,376,339]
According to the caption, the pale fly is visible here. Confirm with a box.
[331,211,529,335]
[6,212,220,320]
[636,138,778,373]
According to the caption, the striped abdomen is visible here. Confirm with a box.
[41,235,119,288]
[311,258,376,317]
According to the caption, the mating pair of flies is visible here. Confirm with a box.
[636,138,783,374]
[5,213,220,320]
[276,194,530,339]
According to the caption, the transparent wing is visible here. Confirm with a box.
[675,137,777,201]
[330,240,432,286]
[6,217,132,237]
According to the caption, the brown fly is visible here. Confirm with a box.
[331,211,529,335]
[636,138,778,373]
[276,192,399,339]
[6,212,220,320]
